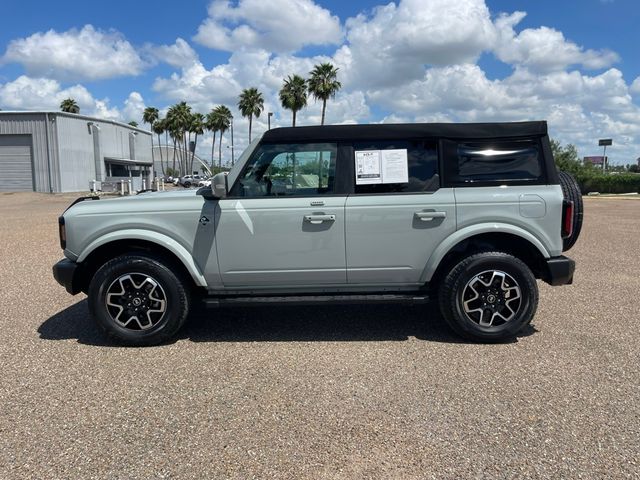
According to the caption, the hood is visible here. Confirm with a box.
[64,189,205,217]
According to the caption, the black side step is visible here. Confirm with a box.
[202,294,430,308]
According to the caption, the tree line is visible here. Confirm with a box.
[59,62,342,177]
[552,139,640,194]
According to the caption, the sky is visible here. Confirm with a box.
[1,0,639,165]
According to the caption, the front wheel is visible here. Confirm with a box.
[438,252,538,342]
[88,254,190,346]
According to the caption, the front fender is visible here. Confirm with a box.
[76,229,207,287]
[421,223,550,283]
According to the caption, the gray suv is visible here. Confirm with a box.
[53,122,581,346]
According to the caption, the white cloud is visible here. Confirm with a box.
[122,92,146,125]
[0,75,130,122]
[194,0,342,52]
[630,77,640,95]
[146,38,199,69]
[493,12,619,72]
[1,25,146,81]
[0,75,94,110]
[339,0,497,88]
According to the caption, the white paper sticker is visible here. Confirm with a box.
[355,150,382,184]
[355,149,408,185]
[381,149,409,184]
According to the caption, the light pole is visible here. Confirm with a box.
[226,145,236,167]
[599,138,612,173]
[268,112,273,130]
[230,118,234,166]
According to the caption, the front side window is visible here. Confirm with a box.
[230,143,337,197]
[452,139,543,184]
[353,140,439,194]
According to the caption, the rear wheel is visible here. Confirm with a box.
[88,254,190,346]
[438,252,538,342]
[558,171,583,251]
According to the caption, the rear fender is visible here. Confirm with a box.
[421,223,550,283]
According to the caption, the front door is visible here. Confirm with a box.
[215,142,347,288]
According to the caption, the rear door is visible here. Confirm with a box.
[344,139,456,285]
[215,142,347,288]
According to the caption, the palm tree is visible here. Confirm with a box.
[279,75,307,127]
[189,112,205,173]
[238,87,264,143]
[308,63,341,125]
[142,107,159,173]
[128,121,138,127]
[212,105,233,168]
[142,107,159,128]
[166,102,192,175]
[205,109,219,169]
[152,120,165,175]
[60,98,80,114]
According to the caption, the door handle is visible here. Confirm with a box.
[304,214,336,224]
[415,211,446,221]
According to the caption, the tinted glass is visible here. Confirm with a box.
[353,140,438,194]
[455,140,542,183]
[230,143,337,197]
[109,163,128,177]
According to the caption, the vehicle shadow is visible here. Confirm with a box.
[38,299,537,347]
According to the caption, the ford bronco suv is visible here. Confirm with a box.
[53,122,581,346]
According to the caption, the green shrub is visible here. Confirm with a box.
[574,171,640,194]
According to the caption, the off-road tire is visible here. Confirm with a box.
[88,254,190,346]
[438,252,538,342]
[558,171,583,251]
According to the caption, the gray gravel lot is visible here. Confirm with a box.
[0,192,638,479]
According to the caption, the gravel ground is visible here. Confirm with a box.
[0,192,638,479]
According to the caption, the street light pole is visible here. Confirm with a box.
[231,119,234,166]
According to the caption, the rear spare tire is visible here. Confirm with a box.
[558,171,583,251]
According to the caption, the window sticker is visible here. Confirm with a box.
[381,149,409,184]
[355,149,408,185]
[355,150,382,184]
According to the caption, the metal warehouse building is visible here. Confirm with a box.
[0,111,153,192]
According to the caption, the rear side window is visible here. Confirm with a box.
[447,139,544,185]
[353,140,438,194]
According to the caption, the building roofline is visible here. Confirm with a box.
[0,110,151,135]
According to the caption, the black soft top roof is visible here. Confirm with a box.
[262,121,547,143]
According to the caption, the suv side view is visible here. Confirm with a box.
[53,122,581,346]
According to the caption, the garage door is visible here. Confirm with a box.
[0,135,34,191]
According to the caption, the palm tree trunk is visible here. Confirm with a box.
[219,133,223,168]
[157,133,165,175]
[293,110,296,127]
[172,139,177,173]
[249,115,253,143]
[321,100,327,126]
[185,132,190,174]
[211,132,217,169]
[192,133,198,172]
[149,125,155,166]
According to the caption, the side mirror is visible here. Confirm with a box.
[211,172,228,198]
